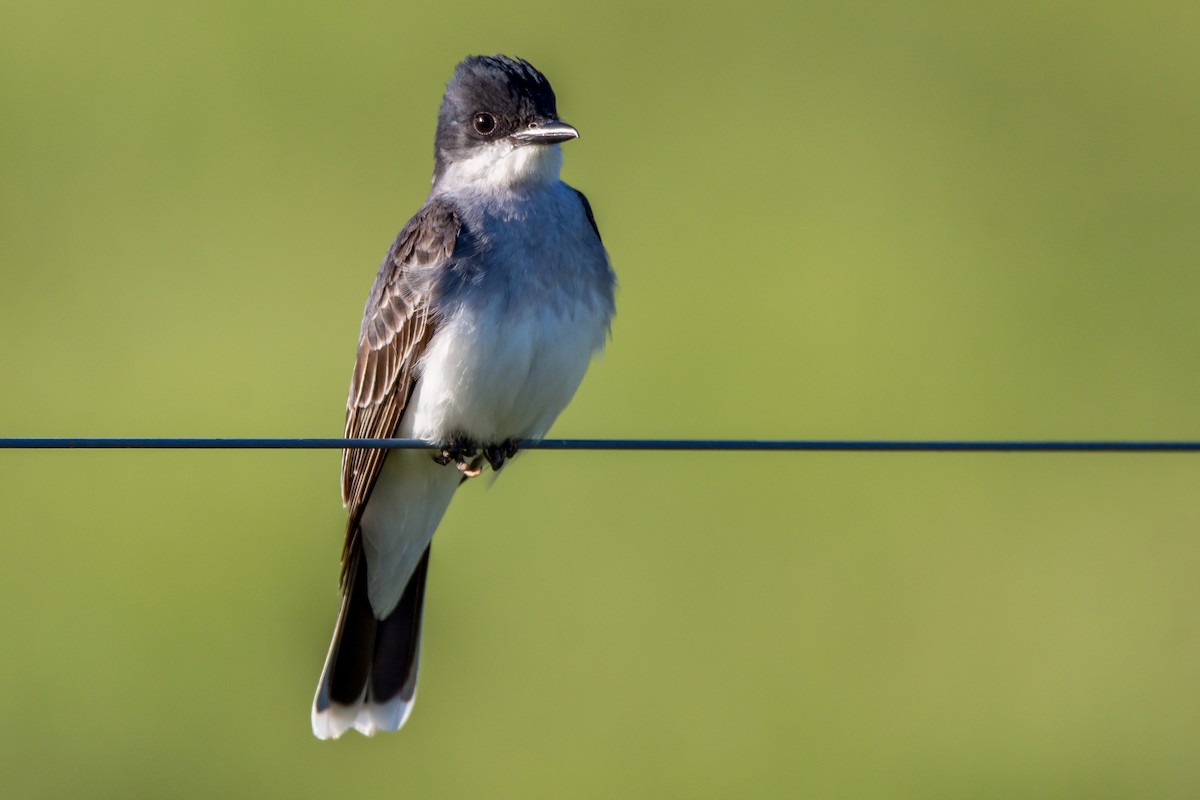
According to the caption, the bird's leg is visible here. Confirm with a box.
[433,437,484,478]
[483,438,520,472]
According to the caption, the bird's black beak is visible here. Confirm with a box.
[511,119,579,145]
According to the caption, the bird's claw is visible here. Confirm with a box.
[434,438,484,477]
[483,439,520,471]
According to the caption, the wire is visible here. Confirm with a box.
[1,437,1199,452]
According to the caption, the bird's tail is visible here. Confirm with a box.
[311,545,430,739]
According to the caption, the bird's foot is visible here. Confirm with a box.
[434,438,484,477]
[483,439,520,471]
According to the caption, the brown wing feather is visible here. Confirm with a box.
[338,199,460,583]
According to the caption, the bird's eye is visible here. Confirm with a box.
[472,112,497,135]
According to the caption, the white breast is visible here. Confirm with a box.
[404,289,608,443]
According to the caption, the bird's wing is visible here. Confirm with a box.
[339,198,460,583]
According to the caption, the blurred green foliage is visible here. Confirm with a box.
[2,1,1199,797]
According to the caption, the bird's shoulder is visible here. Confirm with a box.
[391,197,462,266]
[367,197,461,300]
[354,196,466,343]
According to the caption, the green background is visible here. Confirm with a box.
[3,0,1199,797]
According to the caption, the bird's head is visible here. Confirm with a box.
[433,55,579,191]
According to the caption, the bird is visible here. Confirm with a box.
[311,55,616,739]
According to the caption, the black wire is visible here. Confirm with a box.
[1,437,1198,452]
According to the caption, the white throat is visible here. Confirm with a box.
[435,141,564,193]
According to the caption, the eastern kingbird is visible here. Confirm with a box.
[312,55,616,739]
